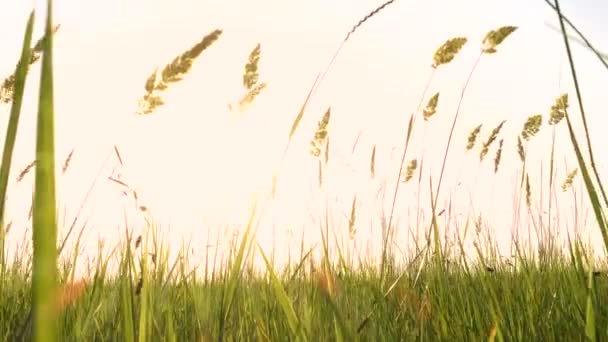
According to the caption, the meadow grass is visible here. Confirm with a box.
[1,0,608,341]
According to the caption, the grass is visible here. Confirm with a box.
[1,0,608,341]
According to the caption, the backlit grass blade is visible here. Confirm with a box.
[258,245,307,342]
[0,10,35,275]
[551,0,608,208]
[585,269,597,342]
[32,0,59,341]
[219,203,257,339]
[551,0,608,248]
[119,237,135,342]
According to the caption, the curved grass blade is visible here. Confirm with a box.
[0,10,35,263]
[551,0,608,250]
[0,24,59,104]
[549,0,608,208]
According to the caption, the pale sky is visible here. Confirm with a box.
[1,0,607,272]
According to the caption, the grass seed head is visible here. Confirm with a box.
[466,124,483,151]
[16,160,36,183]
[432,37,468,68]
[0,25,60,103]
[522,114,543,141]
[137,29,222,115]
[549,93,568,125]
[480,120,506,161]
[403,159,418,183]
[516,136,525,162]
[562,168,578,192]
[494,139,504,173]
[423,93,440,120]
[244,43,261,90]
[311,107,331,157]
[482,26,517,54]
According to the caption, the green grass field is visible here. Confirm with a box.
[2,0,608,341]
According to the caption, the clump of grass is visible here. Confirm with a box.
[3,1,608,341]
[434,25,517,198]
[385,34,469,280]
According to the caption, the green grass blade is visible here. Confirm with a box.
[551,0,608,214]
[32,1,59,341]
[0,10,35,289]
[258,245,307,342]
[0,11,35,224]
[219,203,257,338]
[119,245,135,342]
[585,269,597,342]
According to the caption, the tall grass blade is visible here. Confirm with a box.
[552,0,608,248]
[219,204,257,339]
[258,245,307,342]
[550,0,608,208]
[32,1,59,340]
[585,270,597,342]
[0,10,35,273]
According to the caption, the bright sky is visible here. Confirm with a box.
[1,0,607,273]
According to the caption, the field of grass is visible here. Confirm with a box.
[1,0,608,341]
